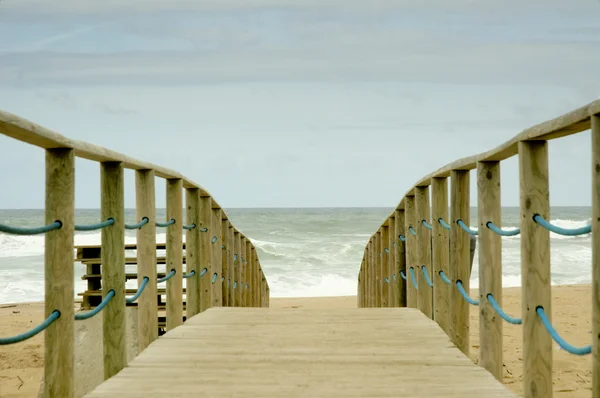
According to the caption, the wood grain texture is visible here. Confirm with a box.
[394,210,406,308]
[221,219,230,307]
[234,232,242,307]
[100,162,126,379]
[85,308,518,398]
[210,208,223,307]
[240,236,247,307]
[450,170,470,356]
[388,216,397,307]
[593,115,600,397]
[135,169,158,350]
[431,177,449,334]
[518,141,552,398]
[199,196,212,313]
[185,188,201,318]
[375,230,382,307]
[245,239,252,307]
[44,148,75,398]
[166,179,183,330]
[415,186,432,318]
[404,196,417,308]
[228,225,235,307]
[381,226,390,307]
[477,161,503,381]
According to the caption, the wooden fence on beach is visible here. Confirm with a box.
[0,111,270,397]
[357,99,600,397]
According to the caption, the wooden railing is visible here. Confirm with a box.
[0,110,270,397]
[357,99,600,398]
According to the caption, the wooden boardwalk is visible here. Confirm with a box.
[84,307,517,397]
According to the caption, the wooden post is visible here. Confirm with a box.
[395,209,406,307]
[431,177,449,334]
[415,185,433,318]
[166,178,183,330]
[593,115,600,397]
[404,195,418,308]
[252,247,259,307]
[100,162,126,379]
[450,170,471,356]
[388,215,397,307]
[44,148,75,397]
[245,239,252,307]
[234,231,241,306]
[240,235,247,307]
[221,218,230,307]
[185,187,201,318]
[376,230,382,307]
[366,240,371,307]
[477,161,503,381]
[519,141,552,397]
[199,196,212,312]
[211,207,222,307]
[228,225,234,306]
[381,225,390,307]
[364,244,370,307]
[135,169,157,350]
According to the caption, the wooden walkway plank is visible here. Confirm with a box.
[85,308,517,397]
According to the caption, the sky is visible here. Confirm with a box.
[0,0,599,209]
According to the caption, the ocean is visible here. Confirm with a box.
[0,207,593,304]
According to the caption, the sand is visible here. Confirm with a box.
[0,285,593,397]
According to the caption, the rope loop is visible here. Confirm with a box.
[408,226,417,236]
[125,217,149,230]
[486,294,521,324]
[0,310,60,345]
[438,270,451,285]
[156,219,176,228]
[75,218,114,231]
[75,290,115,320]
[438,218,451,230]
[199,268,208,277]
[0,221,62,235]
[486,221,520,236]
[126,277,150,304]
[183,223,196,230]
[422,220,432,230]
[408,267,418,290]
[157,269,176,283]
[400,270,407,280]
[456,280,479,305]
[398,234,406,242]
[421,266,433,287]
[456,220,478,235]
[183,270,196,279]
[533,214,591,236]
[536,306,591,355]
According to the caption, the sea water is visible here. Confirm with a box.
[0,207,592,304]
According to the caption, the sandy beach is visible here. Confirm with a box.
[0,285,592,397]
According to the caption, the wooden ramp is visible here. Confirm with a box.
[85,308,517,397]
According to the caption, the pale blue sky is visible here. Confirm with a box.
[1,0,599,208]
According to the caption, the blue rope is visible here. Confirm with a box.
[234,282,238,289]
[125,217,149,230]
[183,270,196,279]
[487,294,521,324]
[537,307,591,355]
[199,268,208,277]
[400,271,407,280]
[421,266,433,287]
[156,219,176,228]
[456,281,479,305]
[183,223,196,230]
[439,270,451,285]
[409,267,418,290]
[126,277,149,304]
[409,226,417,236]
[200,227,208,232]
[211,273,217,283]
[422,220,432,230]
[211,236,217,243]
[221,276,225,282]
[0,221,62,235]
[75,290,115,320]
[384,248,389,253]
[533,214,591,236]
[157,269,176,283]
[385,277,389,283]
[457,220,478,235]
[392,274,396,281]
[399,234,406,242]
[0,310,60,345]
[75,218,114,231]
[245,284,249,289]
[234,254,238,261]
[486,221,520,236]
[438,218,451,231]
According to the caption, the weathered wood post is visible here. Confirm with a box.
[592,114,600,396]
[394,209,407,307]
[185,187,201,317]
[431,177,449,334]
[404,195,418,308]
[45,148,75,397]
[199,196,212,312]
[415,185,432,318]
[166,178,183,330]
[519,141,552,397]
[210,207,223,307]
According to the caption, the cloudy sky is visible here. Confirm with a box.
[1,0,599,209]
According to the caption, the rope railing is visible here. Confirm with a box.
[0,110,271,397]
[357,100,600,396]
